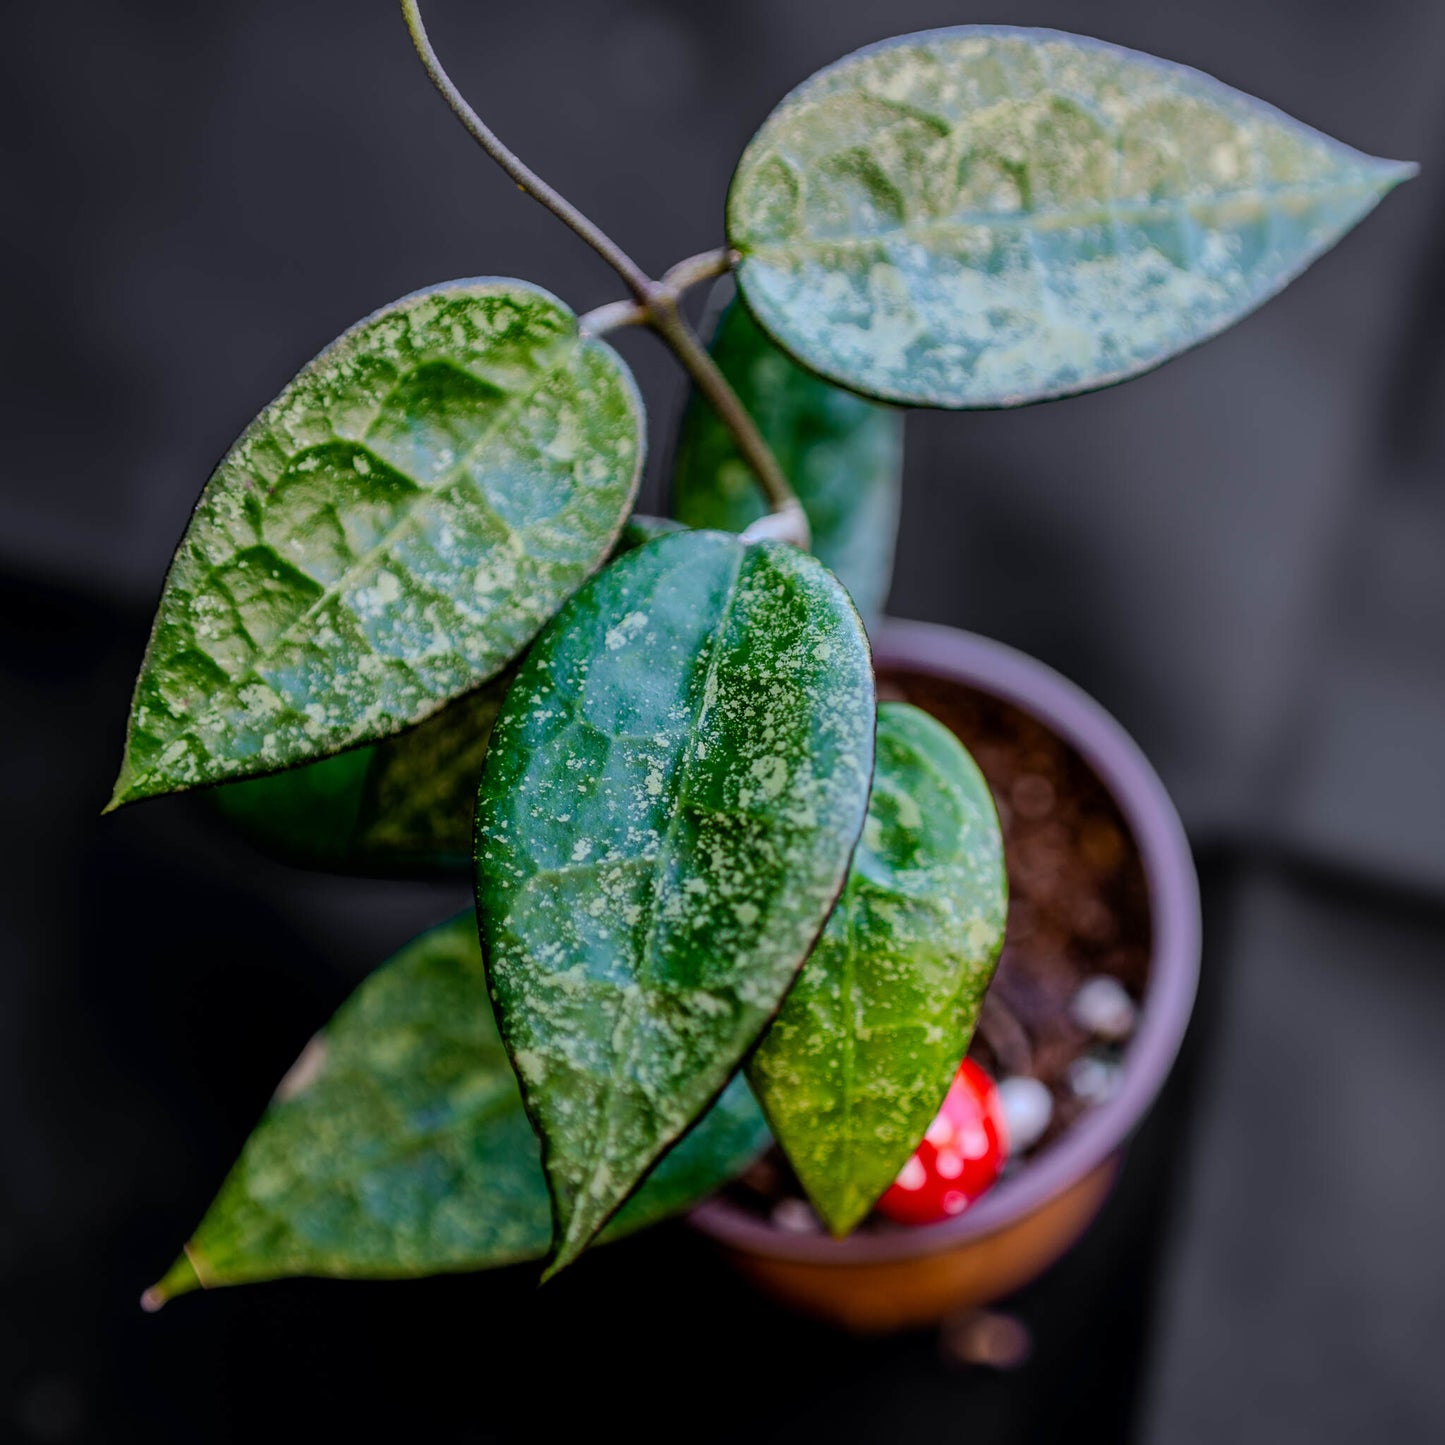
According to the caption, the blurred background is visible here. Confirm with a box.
[3,0,1443,1439]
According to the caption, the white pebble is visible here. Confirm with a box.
[997,1076,1053,1153]
[1071,976,1138,1042]
[771,1198,822,1234]
[1069,1055,1122,1105]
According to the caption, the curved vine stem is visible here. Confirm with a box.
[400,0,652,300]
[660,248,738,295]
[400,1,808,549]
[578,299,648,338]
[648,300,810,548]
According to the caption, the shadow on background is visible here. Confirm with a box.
[2,1,1443,1440]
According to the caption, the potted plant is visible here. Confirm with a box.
[118,4,1410,1331]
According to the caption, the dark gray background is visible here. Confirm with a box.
[3,1,1442,1440]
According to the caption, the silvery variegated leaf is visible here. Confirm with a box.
[729,26,1414,407]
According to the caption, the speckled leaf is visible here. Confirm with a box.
[208,520,678,874]
[671,299,902,622]
[142,915,770,1306]
[108,278,644,810]
[749,702,1006,1235]
[212,676,509,874]
[728,26,1414,407]
[476,529,875,1274]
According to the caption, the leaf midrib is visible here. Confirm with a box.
[564,541,749,1253]
[798,791,985,1224]
[834,876,861,1226]
[742,175,1382,261]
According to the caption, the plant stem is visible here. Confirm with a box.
[660,248,738,295]
[399,2,808,547]
[400,0,652,301]
[648,301,811,550]
[578,299,648,337]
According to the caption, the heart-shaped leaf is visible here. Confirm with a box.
[476,529,875,1274]
[671,299,902,623]
[142,914,769,1308]
[728,26,1414,407]
[208,519,681,875]
[108,278,644,811]
[748,702,1006,1235]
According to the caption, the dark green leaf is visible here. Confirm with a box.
[748,702,1006,1235]
[728,26,1414,407]
[143,914,769,1307]
[109,279,644,810]
[213,677,507,873]
[617,513,684,549]
[609,1075,767,1239]
[207,518,678,874]
[476,530,875,1274]
[671,299,902,622]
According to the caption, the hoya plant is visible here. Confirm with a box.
[121,5,1410,1306]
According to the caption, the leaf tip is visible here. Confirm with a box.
[141,1249,204,1312]
[815,1196,869,1240]
[540,1206,608,1283]
[1392,159,1421,187]
[103,761,143,815]
[537,1249,576,1287]
[538,1235,585,1284]
[1352,151,1421,197]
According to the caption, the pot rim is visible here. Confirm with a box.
[689,619,1202,1266]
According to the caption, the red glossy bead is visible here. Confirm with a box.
[875,1059,1009,1226]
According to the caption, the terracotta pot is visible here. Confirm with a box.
[688,620,1202,1333]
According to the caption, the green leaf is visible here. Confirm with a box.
[207,518,680,875]
[213,676,508,873]
[728,26,1414,407]
[617,513,685,549]
[109,278,644,811]
[609,1075,766,1239]
[143,914,769,1307]
[476,529,875,1275]
[748,702,1006,1235]
[671,299,903,622]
